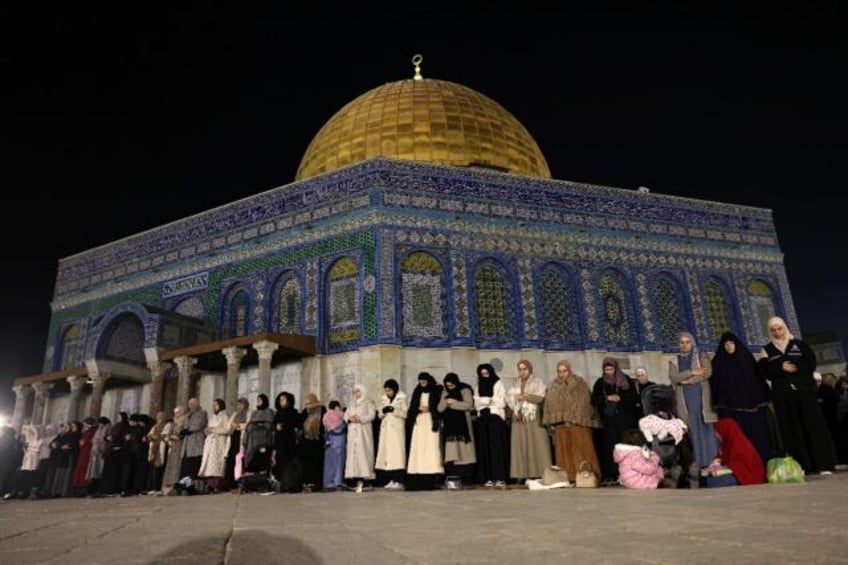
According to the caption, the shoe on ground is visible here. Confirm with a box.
[484,480,494,487]
[494,480,506,488]
[820,470,833,476]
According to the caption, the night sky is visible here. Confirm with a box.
[2,5,846,415]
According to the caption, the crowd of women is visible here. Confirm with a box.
[2,316,846,498]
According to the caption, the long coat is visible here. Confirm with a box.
[344,396,377,480]
[198,410,231,478]
[376,391,408,472]
[668,353,718,425]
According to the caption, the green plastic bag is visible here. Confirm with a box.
[766,456,805,484]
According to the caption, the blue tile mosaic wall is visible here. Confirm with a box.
[43,159,795,373]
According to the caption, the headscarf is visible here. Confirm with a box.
[442,372,472,442]
[542,360,597,428]
[601,357,631,389]
[273,392,299,427]
[383,379,399,398]
[767,316,794,353]
[407,372,442,432]
[476,363,500,397]
[677,331,701,371]
[249,394,274,424]
[711,331,770,411]
[232,398,250,425]
[302,393,324,441]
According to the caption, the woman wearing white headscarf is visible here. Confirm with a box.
[344,383,377,486]
[669,331,719,478]
[758,316,837,474]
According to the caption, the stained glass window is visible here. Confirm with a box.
[599,270,634,346]
[327,256,360,345]
[59,325,82,370]
[278,278,302,334]
[705,278,737,341]
[539,263,581,347]
[473,262,515,344]
[401,251,446,340]
[748,279,777,344]
[229,290,250,338]
[654,274,685,348]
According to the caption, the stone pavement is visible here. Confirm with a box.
[1,473,846,565]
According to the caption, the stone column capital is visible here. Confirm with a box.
[253,340,279,361]
[67,375,87,391]
[146,360,170,379]
[222,346,247,367]
[173,355,198,375]
[32,382,54,397]
[13,384,33,399]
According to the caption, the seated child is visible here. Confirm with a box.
[613,428,665,489]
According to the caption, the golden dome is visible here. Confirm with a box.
[295,59,550,181]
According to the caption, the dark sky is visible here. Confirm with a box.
[2,5,846,415]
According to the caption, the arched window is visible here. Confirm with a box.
[704,278,739,341]
[401,251,446,341]
[598,269,636,347]
[654,274,686,349]
[227,289,250,338]
[58,324,83,371]
[472,260,516,345]
[278,277,302,334]
[327,256,360,346]
[748,279,778,344]
[538,263,581,347]
[98,312,146,366]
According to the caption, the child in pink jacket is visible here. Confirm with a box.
[613,429,665,489]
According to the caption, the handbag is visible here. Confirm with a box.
[541,465,570,487]
[575,460,599,488]
[766,455,804,484]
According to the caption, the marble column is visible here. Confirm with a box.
[88,374,110,418]
[11,384,32,432]
[31,382,54,426]
[146,360,169,416]
[253,340,279,398]
[222,346,246,413]
[174,356,197,409]
[66,376,87,422]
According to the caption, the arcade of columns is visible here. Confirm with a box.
[9,339,279,432]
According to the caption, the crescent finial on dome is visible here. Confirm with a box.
[412,54,423,80]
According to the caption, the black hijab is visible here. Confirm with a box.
[442,373,472,442]
[407,372,442,432]
[711,331,770,411]
[476,363,500,397]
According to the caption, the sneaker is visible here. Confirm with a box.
[383,481,396,489]
[385,481,405,491]
[484,480,494,487]
[494,480,506,488]
[820,471,833,476]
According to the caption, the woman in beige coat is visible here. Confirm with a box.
[375,379,408,490]
[507,359,552,482]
